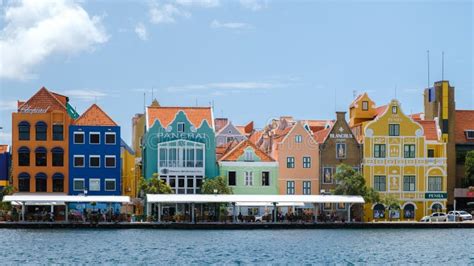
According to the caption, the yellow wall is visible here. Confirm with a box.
[121,147,137,198]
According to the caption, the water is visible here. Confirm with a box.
[2,229,473,264]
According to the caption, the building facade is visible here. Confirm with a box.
[69,104,121,196]
[363,99,447,221]
[121,139,137,198]
[142,103,217,194]
[0,145,10,189]
[215,119,247,146]
[11,87,77,193]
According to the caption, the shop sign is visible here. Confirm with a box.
[425,193,447,199]
[19,104,50,114]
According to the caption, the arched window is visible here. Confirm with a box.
[35,121,47,141]
[432,203,443,213]
[18,172,30,192]
[18,121,30,141]
[18,146,30,166]
[51,147,64,167]
[35,172,47,192]
[403,204,415,219]
[373,204,385,219]
[35,147,47,166]
[52,173,64,192]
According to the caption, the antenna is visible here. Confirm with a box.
[427,50,430,88]
[442,51,445,81]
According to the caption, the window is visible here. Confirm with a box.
[74,155,85,167]
[262,171,270,186]
[403,176,416,191]
[323,167,333,184]
[52,124,63,141]
[245,171,253,186]
[392,106,398,114]
[52,174,64,192]
[18,121,30,140]
[226,136,234,143]
[303,181,311,195]
[374,144,386,158]
[74,132,85,144]
[404,144,416,158]
[18,173,30,192]
[404,204,415,219]
[35,122,47,141]
[336,143,346,159]
[228,171,236,186]
[323,203,332,210]
[428,176,442,191]
[362,101,369,111]
[52,147,64,167]
[177,122,185,133]
[105,132,116,145]
[18,147,30,166]
[303,156,311,168]
[73,178,85,191]
[286,181,295,195]
[90,132,100,144]
[35,173,47,192]
[374,176,386,191]
[373,204,385,219]
[105,155,116,168]
[432,203,443,212]
[428,149,435,158]
[389,124,400,136]
[105,179,116,191]
[295,135,302,143]
[244,150,254,161]
[89,179,100,191]
[466,130,474,139]
[35,147,47,166]
[89,155,100,168]
[287,157,295,168]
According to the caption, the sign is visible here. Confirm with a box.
[19,104,50,114]
[157,132,207,141]
[330,133,353,139]
[160,168,204,175]
[425,193,447,199]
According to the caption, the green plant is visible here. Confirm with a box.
[138,173,173,197]
[201,176,233,194]
[464,151,474,187]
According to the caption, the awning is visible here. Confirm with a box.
[146,194,365,204]
[11,201,66,206]
[235,202,306,207]
[3,193,131,204]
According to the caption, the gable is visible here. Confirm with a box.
[18,87,67,114]
[216,122,245,137]
[74,104,117,126]
[219,140,274,162]
[147,106,213,130]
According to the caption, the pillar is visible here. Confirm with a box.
[21,202,25,222]
[347,203,351,223]
[232,202,236,223]
[273,202,277,223]
[65,204,69,222]
[158,203,161,223]
[146,202,151,216]
[191,203,195,223]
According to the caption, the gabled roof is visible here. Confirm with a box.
[219,139,275,162]
[74,104,118,126]
[349,93,366,108]
[214,118,229,132]
[314,127,331,143]
[417,120,439,141]
[17,87,68,112]
[120,139,135,155]
[216,139,241,160]
[374,105,388,117]
[409,113,424,121]
[305,119,333,134]
[248,130,263,144]
[455,110,474,144]
[147,106,213,129]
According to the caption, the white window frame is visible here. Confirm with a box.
[105,132,116,145]
[89,178,101,191]
[286,181,295,195]
[466,130,474,139]
[303,181,311,195]
[245,171,253,186]
[177,122,185,133]
[362,101,368,111]
[73,132,85,144]
[295,135,302,143]
[105,155,116,168]
[303,156,311,168]
[105,179,116,191]
[89,132,101,145]
[244,150,253,161]
[73,155,85,168]
[73,178,85,191]
[89,155,101,168]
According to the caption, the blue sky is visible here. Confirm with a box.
[0,0,472,146]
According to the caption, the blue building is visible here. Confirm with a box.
[0,145,10,189]
[69,104,121,196]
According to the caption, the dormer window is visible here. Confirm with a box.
[244,150,254,161]
[362,101,368,111]
[177,122,185,133]
[466,130,474,139]
[295,135,302,143]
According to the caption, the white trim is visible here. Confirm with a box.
[105,132,116,145]
[89,155,101,168]
[177,122,185,133]
[73,131,85,144]
[73,155,85,168]
[89,178,101,192]
[219,161,278,167]
[280,121,318,145]
[89,132,101,145]
[105,155,116,168]
[73,178,85,191]
[105,179,116,191]
[4,193,130,203]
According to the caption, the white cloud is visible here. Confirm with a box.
[149,3,190,25]
[239,0,267,11]
[175,0,220,8]
[165,81,287,92]
[0,100,18,111]
[62,89,108,101]
[210,20,253,30]
[134,23,148,41]
[0,0,109,80]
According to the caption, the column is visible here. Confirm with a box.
[191,203,195,223]
[158,203,161,223]
[21,202,25,222]
[232,202,236,223]
[65,204,69,222]
[146,202,151,217]
[347,203,351,223]
[273,202,277,223]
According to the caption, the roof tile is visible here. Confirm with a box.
[74,104,117,126]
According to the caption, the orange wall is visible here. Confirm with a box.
[277,123,320,195]
[12,111,72,193]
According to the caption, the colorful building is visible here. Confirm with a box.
[0,145,10,189]
[361,99,447,221]
[142,100,217,194]
[121,139,137,198]
[219,139,278,195]
[11,87,78,193]
[69,104,121,196]
[215,118,247,146]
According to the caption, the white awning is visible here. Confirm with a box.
[146,194,365,204]
[3,193,131,204]
[235,202,306,207]
[11,201,66,206]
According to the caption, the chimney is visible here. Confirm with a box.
[336,111,346,121]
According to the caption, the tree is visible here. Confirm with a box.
[138,173,172,197]
[382,194,401,221]
[0,185,15,212]
[464,151,474,187]
[201,176,233,195]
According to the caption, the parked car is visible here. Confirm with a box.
[447,211,473,222]
[420,212,447,222]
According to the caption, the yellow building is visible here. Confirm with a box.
[355,97,447,221]
[121,140,137,198]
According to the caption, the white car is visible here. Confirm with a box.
[447,211,473,222]
[420,212,447,222]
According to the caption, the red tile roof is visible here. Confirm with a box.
[216,140,241,160]
[409,113,424,121]
[374,105,388,117]
[17,87,67,112]
[147,106,213,129]
[417,120,438,141]
[219,139,275,162]
[248,130,263,144]
[0,145,9,153]
[306,120,333,133]
[74,104,117,126]
[455,110,474,144]
[314,127,331,143]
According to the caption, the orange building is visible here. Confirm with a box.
[11,87,78,193]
